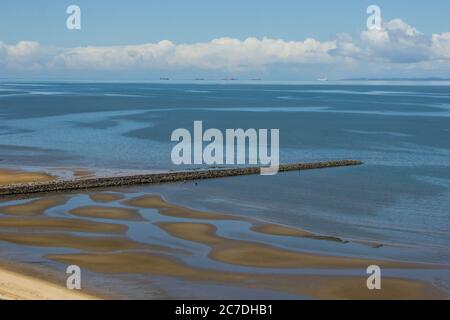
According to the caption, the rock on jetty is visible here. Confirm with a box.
[0,160,363,197]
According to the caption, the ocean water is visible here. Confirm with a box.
[1,81,449,264]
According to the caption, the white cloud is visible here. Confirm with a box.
[1,19,450,76]
[0,41,58,71]
[53,40,176,70]
[50,37,336,72]
[342,19,431,63]
[431,32,450,60]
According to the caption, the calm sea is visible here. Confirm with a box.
[1,81,449,263]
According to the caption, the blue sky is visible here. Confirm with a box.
[2,0,450,45]
[1,0,450,79]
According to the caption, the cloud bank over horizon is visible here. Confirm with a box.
[2,19,450,79]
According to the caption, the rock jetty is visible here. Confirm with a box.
[0,160,363,197]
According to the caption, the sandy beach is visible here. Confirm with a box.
[0,265,98,300]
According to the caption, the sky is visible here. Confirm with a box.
[1,0,450,80]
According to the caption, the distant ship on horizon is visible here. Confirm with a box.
[317,77,328,81]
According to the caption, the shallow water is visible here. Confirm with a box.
[0,189,447,299]
[0,81,449,298]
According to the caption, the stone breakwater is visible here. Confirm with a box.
[0,160,363,197]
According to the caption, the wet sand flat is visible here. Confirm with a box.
[157,222,428,269]
[251,223,346,243]
[69,206,144,221]
[251,223,315,238]
[0,216,127,234]
[0,232,161,252]
[0,197,68,216]
[126,195,241,221]
[0,169,55,186]
[73,170,95,179]
[47,251,447,300]
[89,193,125,203]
